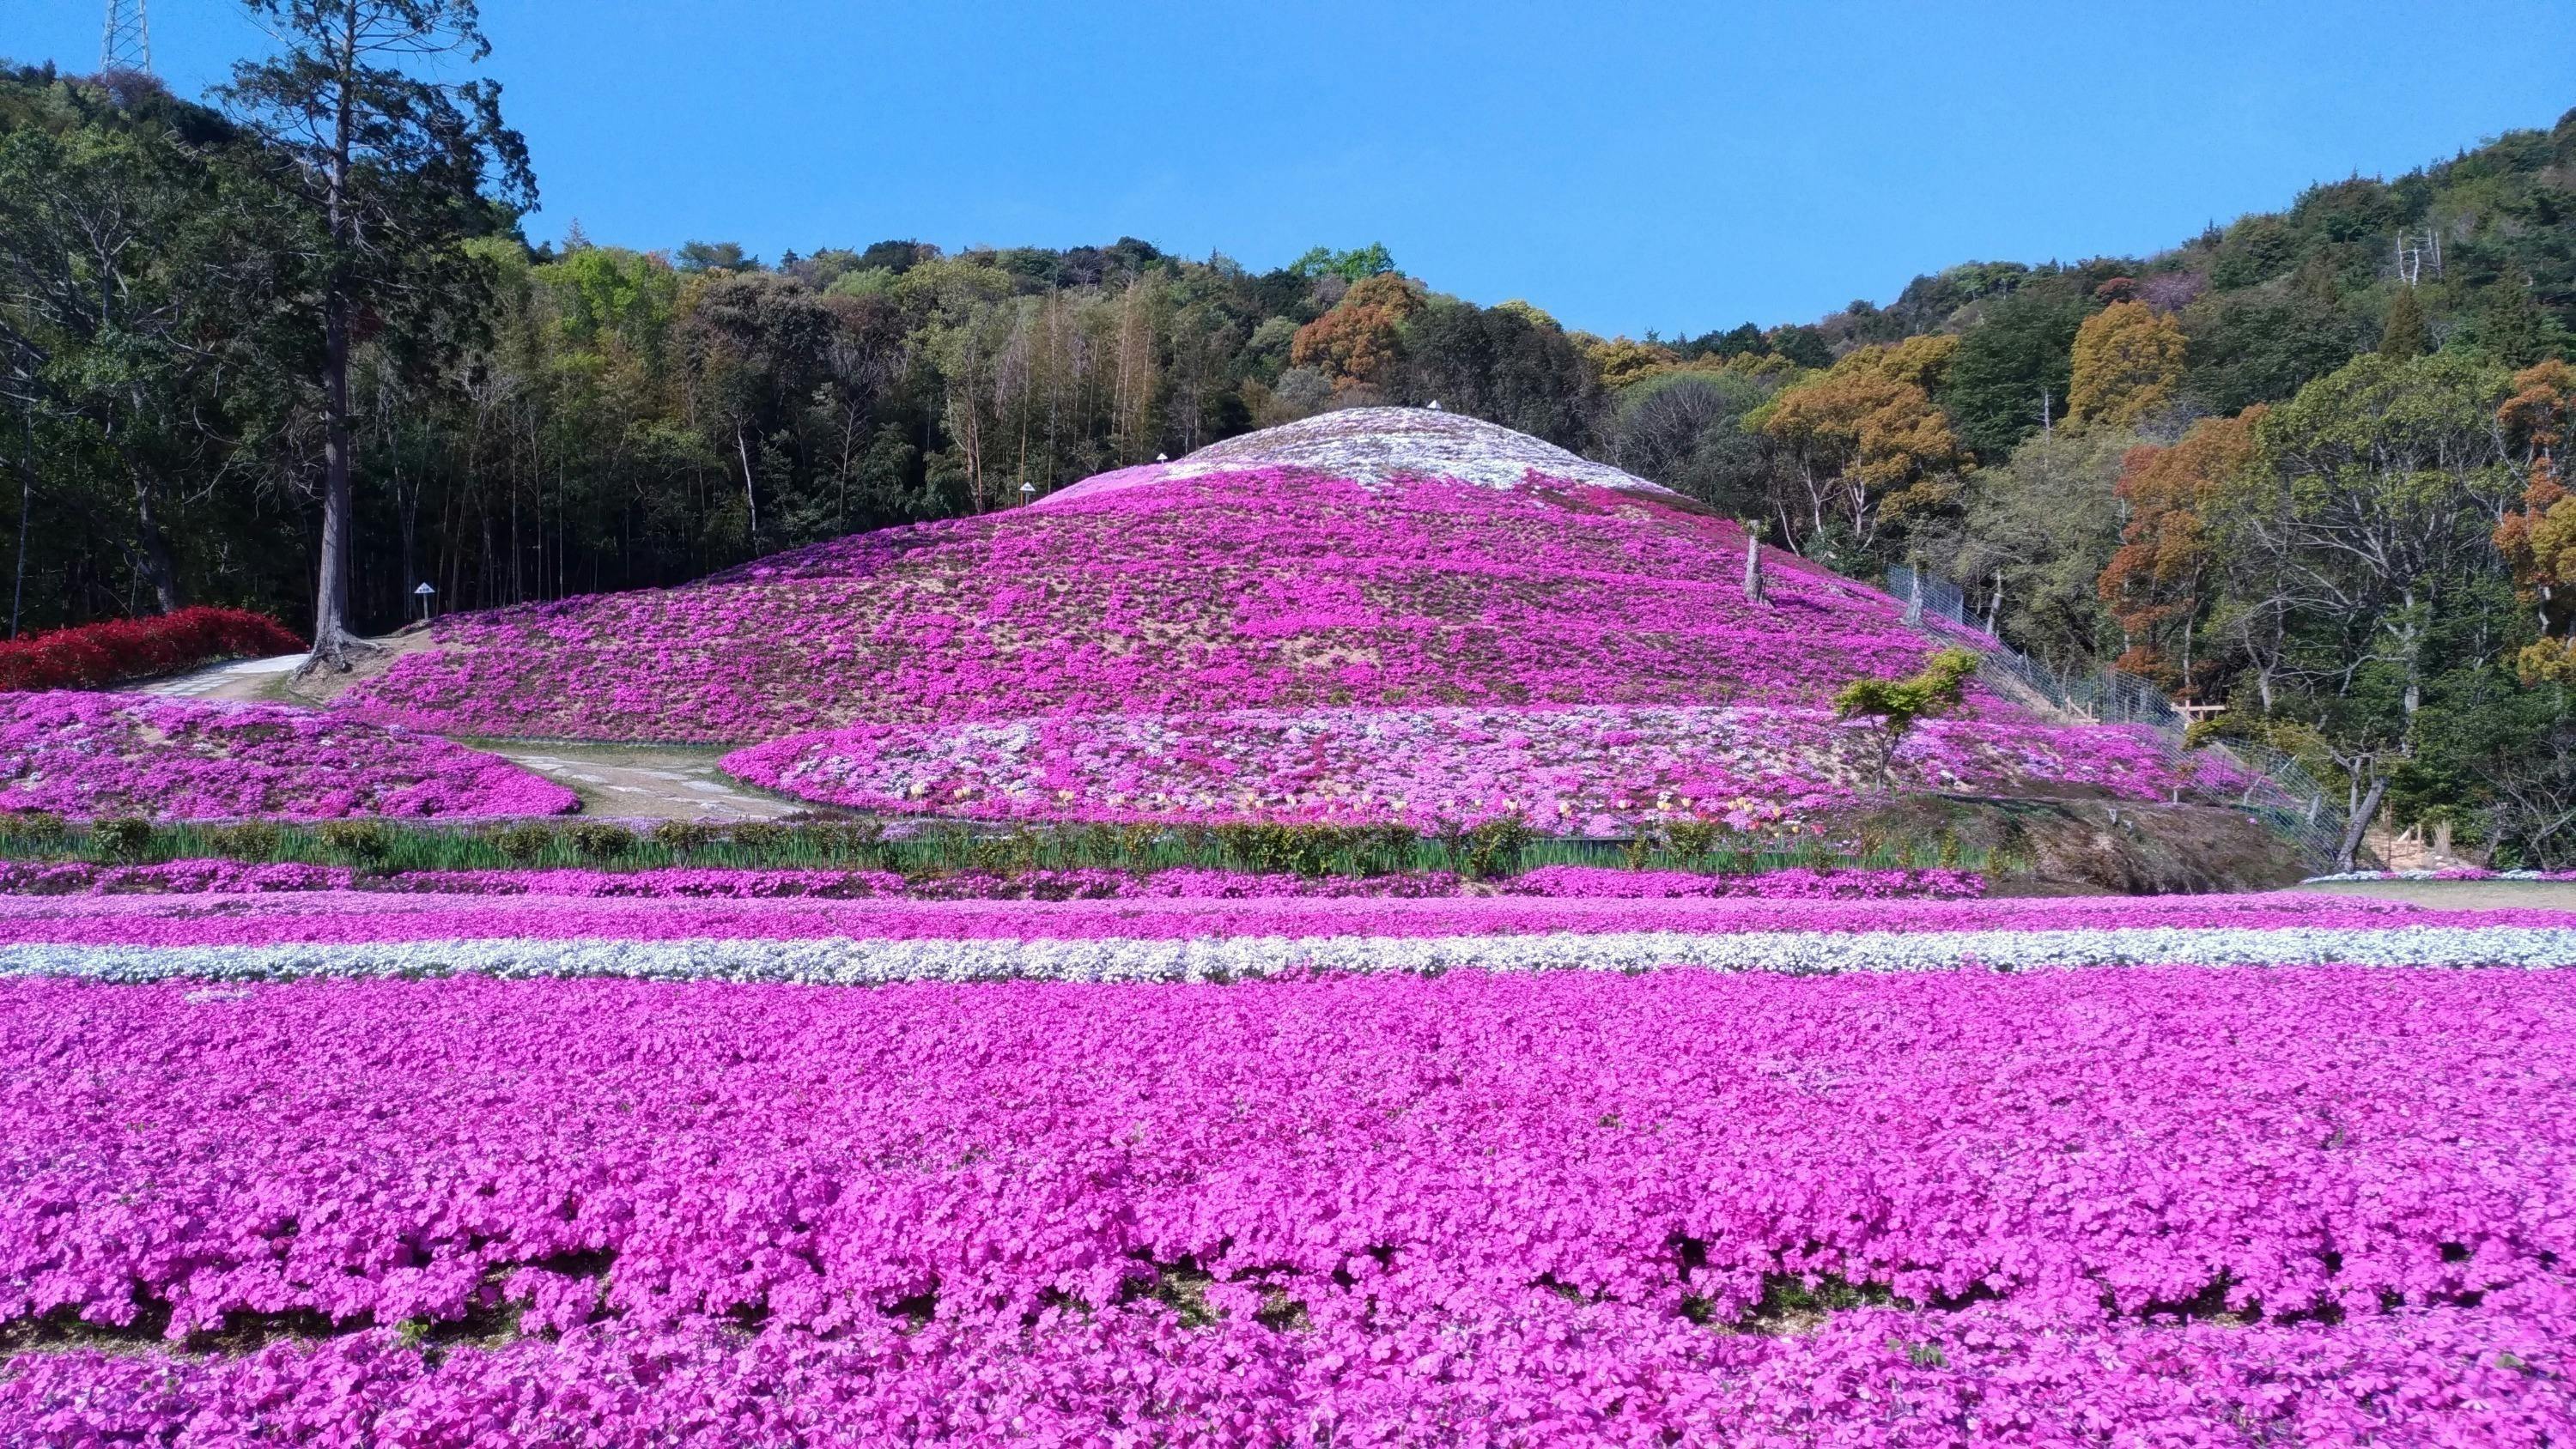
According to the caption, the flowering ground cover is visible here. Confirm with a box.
[0,859,1983,901]
[334,468,1995,744]
[0,691,576,820]
[3,888,2571,983]
[726,704,2180,832]
[3,967,2572,1444]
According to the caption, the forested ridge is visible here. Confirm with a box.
[4,52,2576,858]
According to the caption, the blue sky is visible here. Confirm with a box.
[12,1,2573,336]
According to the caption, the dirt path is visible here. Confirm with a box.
[135,652,309,702]
[476,742,802,821]
[2290,880,2576,912]
[131,650,802,820]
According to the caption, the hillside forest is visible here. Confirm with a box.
[3,46,2576,860]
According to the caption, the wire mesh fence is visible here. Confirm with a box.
[1886,566,2350,868]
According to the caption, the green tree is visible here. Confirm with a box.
[0,112,231,612]
[218,0,535,669]
[1940,285,2089,458]
[2379,288,2429,359]
[1835,647,1982,790]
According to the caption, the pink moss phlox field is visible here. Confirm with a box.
[7,1300,2571,1449]
[335,471,2027,743]
[1504,865,1984,899]
[0,860,1981,902]
[0,692,576,820]
[725,704,2179,833]
[0,887,2553,950]
[3,969,2573,1445]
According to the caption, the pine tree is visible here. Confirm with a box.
[2379,287,2430,359]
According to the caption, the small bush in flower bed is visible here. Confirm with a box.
[728,702,2183,834]
[0,691,576,820]
[334,468,1999,743]
[1,967,2569,1441]
[0,605,303,692]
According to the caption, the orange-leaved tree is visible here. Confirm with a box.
[2068,300,2186,428]
[1756,336,1969,556]
[2096,409,2261,691]
[2494,359,2576,682]
[1289,273,1423,393]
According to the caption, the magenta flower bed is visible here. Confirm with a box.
[0,887,2561,950]
[0,859,1982,902]
[0,692,576,820]
[7,1298,2567,1448]
[335,470,1996,743]
[3,968,2571,1443]
[726,703,2181,832]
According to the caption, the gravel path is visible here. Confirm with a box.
[482,744,799,821]
[135,652,308,700]
[2291,880,2576,912]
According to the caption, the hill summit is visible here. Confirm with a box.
[337,408,1955,746]
[1043,406,1686,506]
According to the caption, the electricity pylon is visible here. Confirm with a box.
[102,0,152,74]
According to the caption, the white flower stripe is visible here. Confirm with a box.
[8,924,2574,985]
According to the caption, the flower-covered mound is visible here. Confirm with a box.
[728,704,2179,832]
[334,465,1985,744]
[3,968,2571,1444]
[0,691,577,820]
[4,889,2573,984]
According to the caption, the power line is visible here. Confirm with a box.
[102,0,152,74]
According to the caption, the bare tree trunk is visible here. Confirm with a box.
[2335,773,2390,874]
[1741,524,1764,604]
[301,0,364,674]
[131,478,184,613]
[737,426,761,548]
[10,403,30,639]
[308,284,359,664]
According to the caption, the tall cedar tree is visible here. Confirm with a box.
[216,0,532,669]
[2379,288,2430,359]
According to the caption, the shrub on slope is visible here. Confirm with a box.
[0,608,302,692]
[337,469,1961,743]
[0,692,577,820]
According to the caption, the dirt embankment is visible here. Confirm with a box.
[1851,794,2312,896]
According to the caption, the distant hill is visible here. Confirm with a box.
[1722,106,2576,460]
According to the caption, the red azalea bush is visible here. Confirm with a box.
[0,607,302,693]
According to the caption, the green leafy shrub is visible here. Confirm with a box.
[567,822,635,862]
[1665,821,1722,861]
[318,819,394,864]
[4,811,69,852]
[1455,819,1533,880]
[208,821,283,861]
[495,822,558,864]
[92,815,156,864]
[648,820,714,857]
